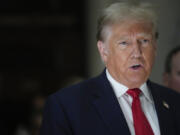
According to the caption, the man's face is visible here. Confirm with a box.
[164,52,180,92]
[98,21,157,88]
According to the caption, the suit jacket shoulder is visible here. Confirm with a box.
[41,71,129,135]
[148,80,180,107]
[147,81,180,135]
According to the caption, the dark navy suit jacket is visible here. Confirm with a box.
[40,71,180,135]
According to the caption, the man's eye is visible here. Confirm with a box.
[140,39,149,44]
[119,41,128,45]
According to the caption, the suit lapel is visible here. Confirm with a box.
[92,72,131,135]
[148,81,176,135]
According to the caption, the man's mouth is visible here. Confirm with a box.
[130,64,142,70]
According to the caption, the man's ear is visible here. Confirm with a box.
[163,72,170,87]
[97,41,108,62]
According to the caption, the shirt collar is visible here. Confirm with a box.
[106,69,153,104]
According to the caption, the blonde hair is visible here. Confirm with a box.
[97,1,158,41]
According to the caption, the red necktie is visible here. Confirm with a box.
[127,88,154,135]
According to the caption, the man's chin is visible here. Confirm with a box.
[126,78,146,88]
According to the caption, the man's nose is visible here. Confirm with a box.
[132,42,142,58]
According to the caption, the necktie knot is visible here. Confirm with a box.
[127,88,141,99]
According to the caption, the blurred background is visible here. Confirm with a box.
[0,0,180,135]
[0,0,86,134]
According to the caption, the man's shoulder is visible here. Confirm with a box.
[148,80,180,101]
[48,73,105,103]
[149,81,178,93]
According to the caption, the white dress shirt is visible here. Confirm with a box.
[106,70,160,135]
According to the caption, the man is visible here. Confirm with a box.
[40,1,180,135]
[163,46,180,93]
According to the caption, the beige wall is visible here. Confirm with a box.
[86,0,180,85]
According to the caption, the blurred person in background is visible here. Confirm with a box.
[60,75,85,88]
[40,1,180,135]
[163,46,180,93]
[15,93,46,135]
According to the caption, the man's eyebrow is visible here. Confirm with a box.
[116,36,130,41]
[137,33,152,38]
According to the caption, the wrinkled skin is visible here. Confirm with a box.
[97,21,157,88]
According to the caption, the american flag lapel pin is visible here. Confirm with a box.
[163,101,169,109]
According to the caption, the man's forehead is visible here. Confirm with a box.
[115,32,153,39]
